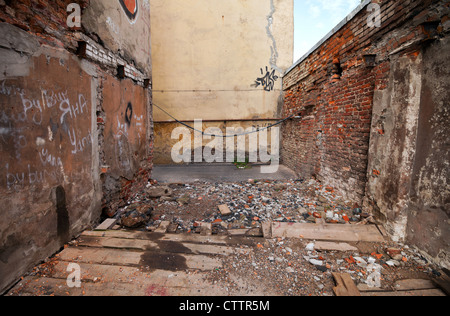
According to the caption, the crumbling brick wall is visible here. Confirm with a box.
[282,0,449,267]
[0,0,89,48]
[282,0,448,201]
[0,0,153,293]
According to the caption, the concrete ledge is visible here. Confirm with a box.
[152,164,298,184]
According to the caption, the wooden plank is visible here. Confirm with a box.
[332,273,361,297]
[51,261,149,283]
[59,246,141,266]
[314,241,358,252]
[272,222,385,242]
[77,235,248,256]
[262,221,272,238]
[82,230,156,240]
[155,221,170,233]
[228,229,250,236]
[58,247,222,271]
[357,284,386,292]
[394,279,436,291]
[94,219,118,231]
[361,289,446,296]
[49,262,219,292]
[7,275,227,296]
[8,276,85,296]
[432,273,450,296]
[81,230,242,245]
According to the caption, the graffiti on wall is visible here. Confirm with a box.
[119,0,139,23]
[125,102,133,126]
[252,66,279,92]
[0,79,91,191]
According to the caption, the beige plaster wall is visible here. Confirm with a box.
[150,0,293,121]
[150,0,293,163]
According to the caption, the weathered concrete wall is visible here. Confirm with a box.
[102,75,149,178]
[364,51,423,239]
[0,25,101,295]
[282,0,449,268]
[151,0,293,164]
[366,35,450,266]
[406,36,450,269]
[82,0,152,75]
[100,74,152,216]
[362,2,450,268]
[0,0,153,293]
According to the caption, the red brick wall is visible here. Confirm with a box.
[281,0,448,203]
[0,0,89,48]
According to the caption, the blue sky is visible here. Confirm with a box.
[294,0,362,62]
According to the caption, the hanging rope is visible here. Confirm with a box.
[153,103,294,138]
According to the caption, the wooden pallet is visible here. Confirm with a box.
[270,222,386,243]
[333,274,446,296]
[7,230,273,296]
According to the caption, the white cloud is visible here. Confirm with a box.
[315,21,325,30]
[308,4,321,18]
[307,0,360,24]
[294,0,362,61]
[315,0,360,24]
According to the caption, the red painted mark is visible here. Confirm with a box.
[145,284,168,297]
[119,0,138,22]
[122,0,137,14]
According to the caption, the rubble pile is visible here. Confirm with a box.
[113,178,372,233]
[103,177,444,296]
[206,237,441,296]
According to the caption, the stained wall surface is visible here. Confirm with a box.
[150,0,293,163]
[282,0,449,268]
[0,0,153,293]
[82,0,152,75]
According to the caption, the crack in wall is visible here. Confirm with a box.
[266,0,282,74]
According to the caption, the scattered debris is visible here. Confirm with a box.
[54,177,445,296]
[218,204,232,216]
[332,273,361,296]
[154,220,171,233]
[176,194,190,206]
[148,186,173,198]
[94,218,118,231]
[118,178,385,235]
[120,204,152,228]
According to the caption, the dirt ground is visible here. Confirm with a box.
[112,177,445,296]
[7,176,446,297]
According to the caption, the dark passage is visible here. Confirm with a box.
[55,186,70,244]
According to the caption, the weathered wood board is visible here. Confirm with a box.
[272,222,385,242]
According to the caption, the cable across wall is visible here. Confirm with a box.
[152,103,295,138]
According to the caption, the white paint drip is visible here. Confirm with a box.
[266,0,282,74]
[48,126,54,141]
[36,137,46,146]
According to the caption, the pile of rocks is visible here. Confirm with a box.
[206,235,440,296]
[109,178,442,296]
[117,178,373,233]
